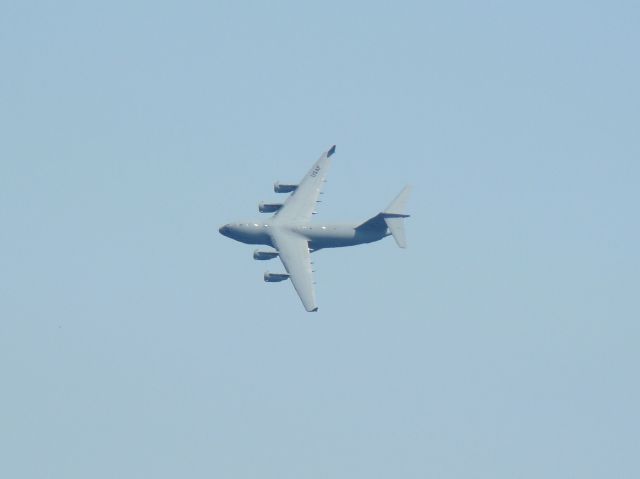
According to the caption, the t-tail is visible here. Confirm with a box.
[356,185,412,248]
[382,185,411,248]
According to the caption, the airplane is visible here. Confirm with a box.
[218,145,411,312]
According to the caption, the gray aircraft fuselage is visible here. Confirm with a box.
[218,221,390,251]
[218,145,410,311]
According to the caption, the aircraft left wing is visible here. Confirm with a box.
[273,145,335,222]
[271,230,318,312]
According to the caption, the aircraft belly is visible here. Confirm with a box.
[305,228,360,249]
[237,232,273,246]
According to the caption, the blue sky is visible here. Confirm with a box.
[1,1,639,477]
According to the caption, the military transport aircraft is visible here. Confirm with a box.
[219,145,411,312]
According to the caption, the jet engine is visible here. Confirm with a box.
[258,202,283,213]
[264,271,289,282]
[274,182,298,193]
[253,249,279,260]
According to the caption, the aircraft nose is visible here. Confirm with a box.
[219,225,229,236]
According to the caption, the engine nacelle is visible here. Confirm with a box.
[274,182,298,193]
[264,271,290,282]
[259,202,283,213]
[253,249,279,260]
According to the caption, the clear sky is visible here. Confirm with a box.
[1,1,639,477]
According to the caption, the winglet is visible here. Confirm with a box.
[327,145,336,157]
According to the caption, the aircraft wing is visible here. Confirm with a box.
[271,230,318,312]
[273,145,335,222]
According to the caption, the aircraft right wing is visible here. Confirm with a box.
[273,145,335,223]
[271,230,318,312]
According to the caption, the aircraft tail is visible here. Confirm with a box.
[357,185,411,248]
[381,185,411,248]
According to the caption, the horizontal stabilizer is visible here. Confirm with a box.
[384,185,412,215]
[383,215,408,248]
[383,185,411,248]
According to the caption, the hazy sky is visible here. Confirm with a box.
[1,1,639,478]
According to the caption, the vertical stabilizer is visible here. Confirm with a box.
[383,185,411,248]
